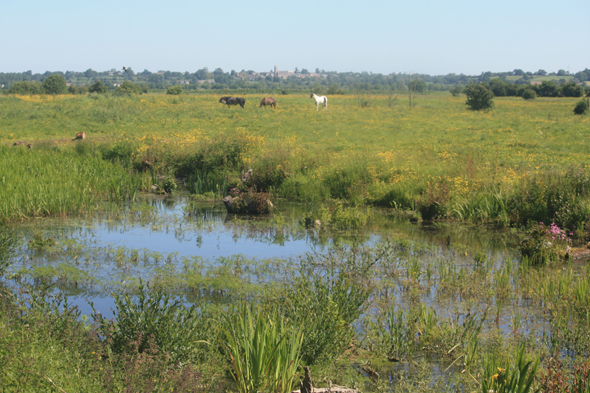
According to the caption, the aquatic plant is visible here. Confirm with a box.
[520,222,571,265]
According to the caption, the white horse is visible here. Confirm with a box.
[309,93,328,111]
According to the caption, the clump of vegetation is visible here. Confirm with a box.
[167,85,183,95]
[449,85,463,97]
[573,98,589,115]
[522,89,537,100]
[115,80,147,95]
[224,189,274,215]
[42,74,67,95]
[91,281,212,365]
[8,81,43,95]
[303,202,370,229]
[88,80,108,94]
[464,83,494,110]
[223,304,304,393]
[519,222,571,265]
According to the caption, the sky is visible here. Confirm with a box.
[2,0,589,76]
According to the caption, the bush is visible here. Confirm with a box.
[166,86,182,95]
[115,80,143,95]
[88,81,108,94]
[573,99,589,115]
[42,74,67,95]
[8,81,43,95]
[519,222,571,266]
[464,83,494,110]
[272,269,370,365]
[91,281,210,365]
[522,89,537,100]
[449,86,463,97]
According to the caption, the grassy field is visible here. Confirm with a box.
[1,92,589,228]
[2,92,590,391]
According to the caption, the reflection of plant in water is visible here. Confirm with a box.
[303,202,370,230]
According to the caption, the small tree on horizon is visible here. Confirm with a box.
[464,83,494,111]
[42,74,67,95]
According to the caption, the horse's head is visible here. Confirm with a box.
[309,93,315,99]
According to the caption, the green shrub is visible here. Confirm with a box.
[272,269,370,365]
[42,74,67,95]
[464,83,494,111]
[88,81,108,94]
[519,222,571,266]
[573,99,589,115]
[167,85,183,95]
[91,281,211,365]
[522,89,536,100]
[8,81,43,95]
[115,80,143,95]
[449,86,464,97]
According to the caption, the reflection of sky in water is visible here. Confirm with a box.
[11,196,524,319]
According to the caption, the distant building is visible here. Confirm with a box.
[530,81,542,85]
[179,80,190,85]
[197,79,215,84]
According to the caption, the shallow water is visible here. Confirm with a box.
[8,195,520,318]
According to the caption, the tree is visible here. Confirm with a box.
[537,81,559,97]
[513,69,525,76]
[42,74,67,95]
[85,68,98,78]
[561,82,584,97]
[464,83,494,110]
[557,69,567,76]
[88,80,108,94]
[536,69,547,76]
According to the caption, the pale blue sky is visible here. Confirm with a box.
[2,0,589,75]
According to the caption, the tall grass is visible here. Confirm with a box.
[0,145,148,221]
[223,304,304,393]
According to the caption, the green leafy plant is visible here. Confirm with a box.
[522,89,537,100]
[273,269,370,365]
[91,281,210,365]
[520,222,571,266]
[573,99,589,115]
[167,86,183,95]
[222,304,304,393]
[480,344,540,393]
[464,83,494,111]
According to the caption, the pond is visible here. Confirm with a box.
[7,195,520,318]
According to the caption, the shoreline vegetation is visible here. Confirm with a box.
[1,91,590,391]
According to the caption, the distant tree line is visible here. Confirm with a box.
[1,67,589,94]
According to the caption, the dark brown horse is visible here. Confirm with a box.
[259,97,277,109]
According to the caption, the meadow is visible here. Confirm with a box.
[1,91,590,392]
[1,91,589,228]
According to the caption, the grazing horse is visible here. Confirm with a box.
[259,97,277,108]
[309,93,328,111]
[219,96,246,108]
